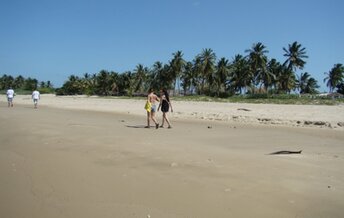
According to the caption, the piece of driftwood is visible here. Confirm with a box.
[268,150,302,155]
[237,108,251,111]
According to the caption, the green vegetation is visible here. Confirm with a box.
[2,41,344,105]
[53,41,343,97]
[173,94,344,105]
[0,74,55,94]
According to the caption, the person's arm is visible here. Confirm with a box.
[169,100,173,112]
[157,95,163,111]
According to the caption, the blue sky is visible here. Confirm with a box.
[1,0,343,91]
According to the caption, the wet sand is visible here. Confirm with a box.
[0,101,344,218]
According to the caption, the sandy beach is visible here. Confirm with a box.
[7,94,344,129]
[1,95,344,217]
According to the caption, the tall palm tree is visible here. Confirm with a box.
[214,57,230,96]
[60,75,82,95]
[245,42,269,92]
[324,63,344,93]
[304,77,319,94]
[283,42,308,94]
[283,41,308,71]
[180,61,194,95]
[96,70,111,95]
[149,61,170,91]
[278,67,296,94]
[14,75,25,89]
[134,64,148,93]
[297,72,319,94]
[191,56,203,94]
[46,81,53,89]
[230,54,251,94]
[267,59,282,93]
[198,48,216,94]
[170,51,186,95]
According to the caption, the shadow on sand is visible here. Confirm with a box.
[126,125,150,129]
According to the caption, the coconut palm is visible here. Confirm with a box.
[96,70,112,95]
[197,48,216,94]
[149,61,172,91]
[283,41,308,71]
[245,42,269,92]
[60,75,83,95]
[267,59,283,93]
[24,77,38,90]
[324,63,344,93]
[170,51,186,95]
[0,74,14,89]
[14,75,25,89]
[230,54,251,94]
[304,77,319,94]
[297,72,319,94]
[133,64,148,93]
[118,71,135,96]
[278,67,296,93]
[336,83,344,94]
[214,57,231,96]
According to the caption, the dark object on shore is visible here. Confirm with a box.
[237,108,251,111]
[268,150,302,155]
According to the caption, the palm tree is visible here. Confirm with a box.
[170,51,186,95]
[0,74,14,89]
[134,64,148,93]
[297,72,319,94]
[336,83,344,94]
[24,77,38,90]
[283,42,308,94]
[150,61,173,91]
[40,81,46,88]
[278,67,296,94]
[230,54,251,94]
[60,75,83,95]
[116,71,135,96]
[214,57,230,96]
[198,48,216,94]
[14,75,25,89]
[283,41,308,71]
[181,61,198,95]
[96,70,111,95]
[245,42,269,93]
[267,59,282,93]
[191,57,203,94]
[304,77,319,94]
[324,63,344,93]
[46,81,53,89]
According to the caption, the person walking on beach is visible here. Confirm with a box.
[145,88,160,129]
[32,89,40,109]
[158,88,173,128]
[6,87,14,107]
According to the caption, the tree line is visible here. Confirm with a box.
[2,41,344,96]
[0,74,54,93]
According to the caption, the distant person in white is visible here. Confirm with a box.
[6,88,15,107]
[32,90,40,109]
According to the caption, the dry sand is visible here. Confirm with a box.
[7,94,344,129]
[1,95,344,218]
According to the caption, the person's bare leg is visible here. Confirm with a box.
[151,112,159,129]
[146,111,150,128]
[163,113,172,128]
[160,114,165,127]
